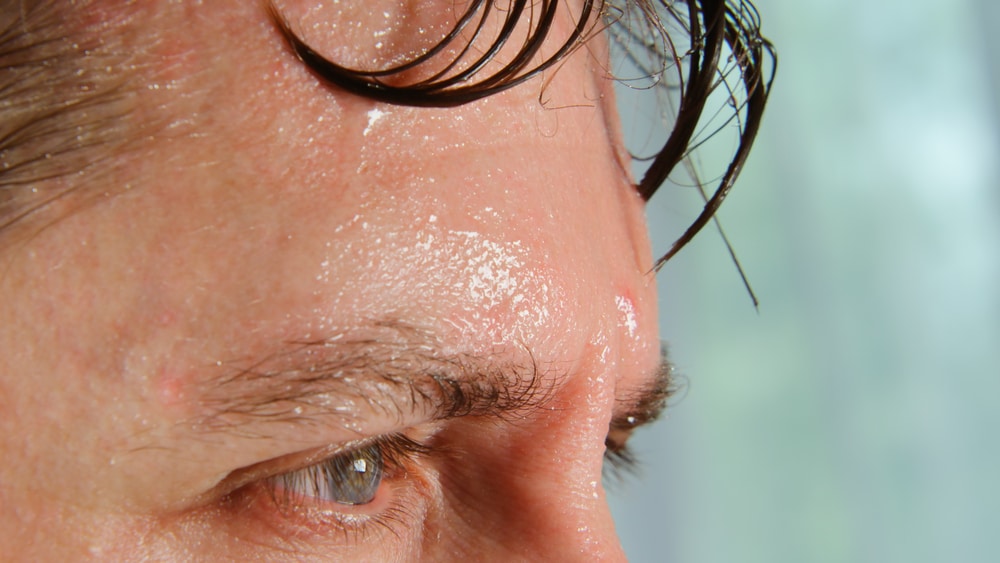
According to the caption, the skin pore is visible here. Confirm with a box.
[0,1,672,560]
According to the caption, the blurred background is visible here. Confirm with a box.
[607,0,1000,561]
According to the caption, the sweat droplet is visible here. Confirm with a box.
[615,295,638,338]
[364,108,387,136]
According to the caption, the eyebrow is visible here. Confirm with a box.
[189,320,673,439]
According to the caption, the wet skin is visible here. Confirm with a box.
[0,1,664,560]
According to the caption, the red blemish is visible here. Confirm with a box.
[156,371,187,408]
[157,309,176,327]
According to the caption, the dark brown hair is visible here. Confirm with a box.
[0,0,134,236]
[270,0,776,269]
[0,1,774,266]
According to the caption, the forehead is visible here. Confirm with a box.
[15,0,652,352]
[2,0,656,367]
[0,1,619,243]
[266,0,610,103]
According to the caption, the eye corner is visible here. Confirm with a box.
[603,435,641,486]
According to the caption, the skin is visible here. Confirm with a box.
[0,1,662,560]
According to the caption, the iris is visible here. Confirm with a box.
[270,443,384,505]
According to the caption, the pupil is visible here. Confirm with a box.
[324,443,383,505]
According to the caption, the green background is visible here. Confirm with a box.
[608,0,1000,561]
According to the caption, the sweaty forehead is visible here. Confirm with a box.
[125,0,607,86]
[38,2,650,353]
[104,1,613,179]
[0,1,616,240]
[15,0,654,370]
[266,0,610,92]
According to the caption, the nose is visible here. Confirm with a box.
[490,468,629,561]
[440,370,631,561]
[526,489,628,561]
[454,467,627,561]
[513,400,630,561]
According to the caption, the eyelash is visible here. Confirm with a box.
[264,434,429,508]
[603,437,640,483]
[232,429,637,542]
[219,432,435,545]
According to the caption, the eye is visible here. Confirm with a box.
[603,417,644,484]
[268,442,384,506]
[603,435,639,483]
[249,433,432,517]
[212,433,435,552]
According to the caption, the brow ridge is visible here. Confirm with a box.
[190,322,560,437]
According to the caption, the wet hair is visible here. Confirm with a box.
[271,0,776,269]
[0,0,774,267]
[0,0,134,238]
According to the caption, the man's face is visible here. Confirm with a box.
[0,1,665,559]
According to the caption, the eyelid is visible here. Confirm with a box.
[263,433,430,509]
[603,425,642,483]
[603,400,670,480]
[184,444,410,553]
[211,432,429,500]
[207,431,437,547]
[207,440,377,507]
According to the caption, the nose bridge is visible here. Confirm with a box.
[489,274,646,562]
[473,458,627,561]
[474,368,627,561]
[544,473,630,561]
[524,485,628,561]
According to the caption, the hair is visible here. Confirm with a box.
[0,0,774,268]
[0,0,136,240]
[270,0,776,269]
